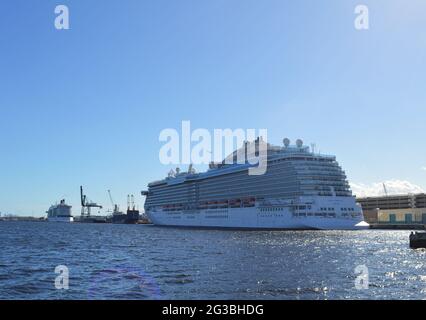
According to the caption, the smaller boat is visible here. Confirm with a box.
[409,232,426,249]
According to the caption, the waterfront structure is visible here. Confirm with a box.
[143,138,366,230]
[357,194,426,225]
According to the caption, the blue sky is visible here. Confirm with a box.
[0,0,425,216]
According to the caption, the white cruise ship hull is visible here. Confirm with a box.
[47,216,74,223]
[147,206,366,230]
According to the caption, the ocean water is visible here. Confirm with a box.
[0,221,425,300]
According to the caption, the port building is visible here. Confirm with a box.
[357,193,426,226]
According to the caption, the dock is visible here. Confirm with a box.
[74,215,108,223]
[369,223,425,230]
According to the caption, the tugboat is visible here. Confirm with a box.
[409,232,426,249]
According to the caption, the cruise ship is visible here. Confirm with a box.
[142,138,366,230]
[46,199,74,222]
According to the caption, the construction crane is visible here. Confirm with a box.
[383,183,388,197]
[108,190,120,214]
[80,186,103,217]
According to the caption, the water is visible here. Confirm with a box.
[0,221,425,300]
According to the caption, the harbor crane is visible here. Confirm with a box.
[80,186,102,217]
[108,189,120,214]
[383,183,388,197]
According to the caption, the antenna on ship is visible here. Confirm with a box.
[283,138,290,148]
[188,163,196,174]
[168,169,175,178]
[127,194,136,210]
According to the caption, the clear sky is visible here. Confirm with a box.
[0,0,425,216]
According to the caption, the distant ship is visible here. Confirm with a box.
[46,199,74,222]
[142,138,366,230]
[111,204,127,224]
[109,194,140,224]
